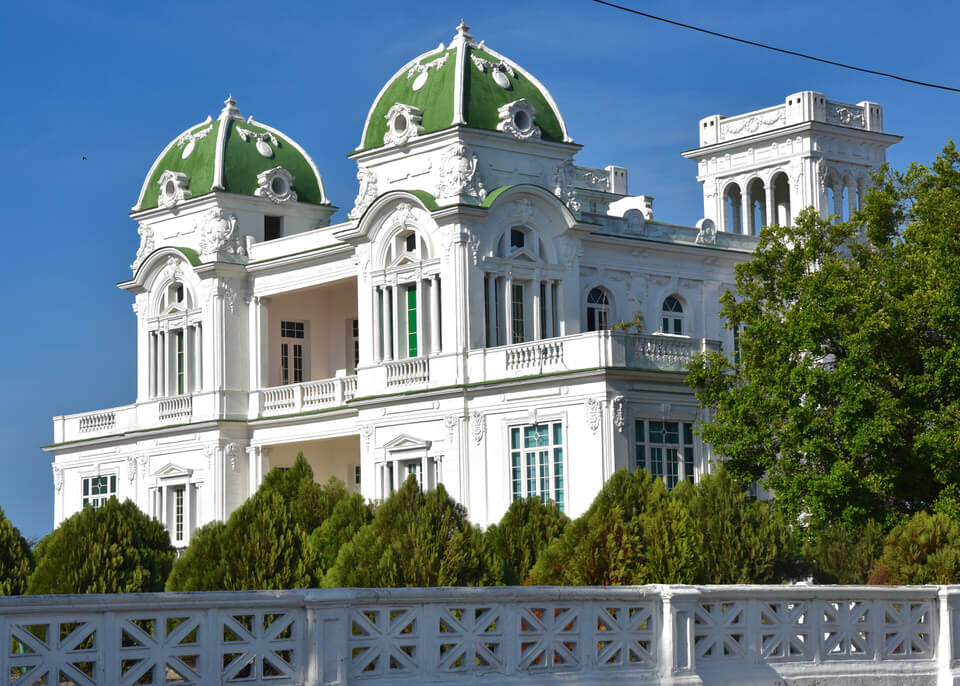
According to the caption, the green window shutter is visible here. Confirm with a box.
[407,285,418,357]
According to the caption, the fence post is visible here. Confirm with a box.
[659,585,700,683]
[938,586,956,686]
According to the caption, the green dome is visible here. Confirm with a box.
[134,96,329,211]
[357,21,572,152]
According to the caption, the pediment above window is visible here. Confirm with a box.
[153,463,193,480]
[383,434,432,453]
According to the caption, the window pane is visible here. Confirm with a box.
[82,478,89,497]
[666,448,679,489]
[684,423,694,444]
[511,284,524,344]
[552,423,562,444]
[650,447,663,477]
[511,427,520,450]
[553,447,564,512]
[684,447,695,483]
[526,453,536,496]
[635,444,645,471]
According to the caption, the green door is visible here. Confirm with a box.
[407,285,418,357]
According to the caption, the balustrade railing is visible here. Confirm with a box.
[157,395,192,422]
[0,585,955,685]
[260,375,358,416]
[385,357,429,387]
[505,339,564,370]
[78,411,116,433]
[630,333,719,371]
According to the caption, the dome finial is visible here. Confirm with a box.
[455,19,471,40]
[220,93,243,121]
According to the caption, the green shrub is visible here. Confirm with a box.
[28,499,173,594]
[304,492,373,582]
[0,507,32,595]
[869,511,960,584]
[529,469,699,585]
[167,454,351,591]
[325,476,501,587]
[683,470,795,584]
[484,497,568,585]
[804,519,885,584]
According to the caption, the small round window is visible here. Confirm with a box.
[270,176,288,196]
[164,180,176,197]
[393,114,408,133]
[513,110,530,131]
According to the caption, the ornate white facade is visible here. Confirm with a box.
[45,24,900,544]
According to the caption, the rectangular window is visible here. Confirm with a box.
[175,330,185,395]
[406,285,418,357]
[511,284,524,344]
[81,475,116,509]
[174,486,185,543]
[635,420,695,489]
[509,422,565,511]
[280,321,305,384]
[352,319,360,370]
[264,215,283,241]
[355,465,361,485]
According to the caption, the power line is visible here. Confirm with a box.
[589,0,960,94]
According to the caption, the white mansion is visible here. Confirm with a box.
[46,23,900,545]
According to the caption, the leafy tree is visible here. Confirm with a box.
[529,469,699,585]
[870,511,960,584]
[28,499,174,594]
[165,521,227,591]
[484,497,568,585]
[167,455,349,591]
[687,143,960,535]
[680,470,795,584]
[0,507,32,595]
[304,493,373,583]
[803,519,885,584]
[325,477,501,587]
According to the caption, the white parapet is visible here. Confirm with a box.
[1,584,958,685]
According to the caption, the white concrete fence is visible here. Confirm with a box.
[3,585,959,685]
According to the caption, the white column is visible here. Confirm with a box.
[182,327,190,395]
[148,332,157,398]
[764,183,774,229]
[420,453,428,491]
[504,277,513,345]
[392,285,401,360]
[485,274,495,346]
[430,275,441,354]
[382,286,393,362]
[158,331,166,397]
[532,279,542,341]
[545,280,555,338]
[833,184,843,218]
[373,286,383,363]
[846,183,856,219]
[556,281,566,336]
[194,323,202,392]
[415,279,424,358]
[740,191,751,235]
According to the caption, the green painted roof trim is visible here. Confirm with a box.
[362,49,456,150]
[141,120,220,210]
[174,246,202,266]
[222,119,325,205]
[481,185,515,207]
[464,47,564,143]
[402,188,440,211]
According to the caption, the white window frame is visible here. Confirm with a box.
[660,295,686,336]
[633,419,696,489]
[280,320,308,385]
[508,421,566,512]
[81,473,117,509]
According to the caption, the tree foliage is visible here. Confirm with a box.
[484,497,568,585]
[167,455,352,591]
[28,499,173,594]
[682,470,795,584]
[325,476,501,587]
[304,493,373,577]
[688,142,960,535]
[0,507,32,595]
[529,469,699,585]
[869,511,960,584]
[804,519,885,584]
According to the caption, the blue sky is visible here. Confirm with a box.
[1,0,956,540]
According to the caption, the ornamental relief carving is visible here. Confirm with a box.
[131,223,155,272]
[827,103,865,128]
[126,455,138,483]
[224,443,244,472]
[720,109,785,140]
[586,398,602,433]
[407,51,449,91]
[175,121,213,160]
[198,207,246,261]
[695,218,717,245]
[384,103,424,147]
[552,160,581,212]
[157,170,191,210]
[436,142,487,202]
[52,465,63,493]
[470,411,485,444]
[443,414,459,442]
[349,168,378,219]
[613,396,625,432]
[254,166,297,204]
[471,53,517,89]
[497,99,541,142]
[236,126,279,158]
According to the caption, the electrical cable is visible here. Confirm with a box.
[589,0,960,93]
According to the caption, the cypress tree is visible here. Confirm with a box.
[167,454,350,591]
[325,476,502,587]
[28,499,173,594]
[304,493,372,584]
[804,519,885,584]
[870,511,960,584]
[682,470,795,584]
[484,497,568,585]
[529,469,699,585]
[0,507,32,595]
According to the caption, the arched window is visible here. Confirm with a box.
[586,288,610,331]
[771,172,791,227]
[661,296,684,335]
[150,278,201,398]
[747,178,766,235]
[724,184,743,234]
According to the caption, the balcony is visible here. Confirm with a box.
[53,332,720,445]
